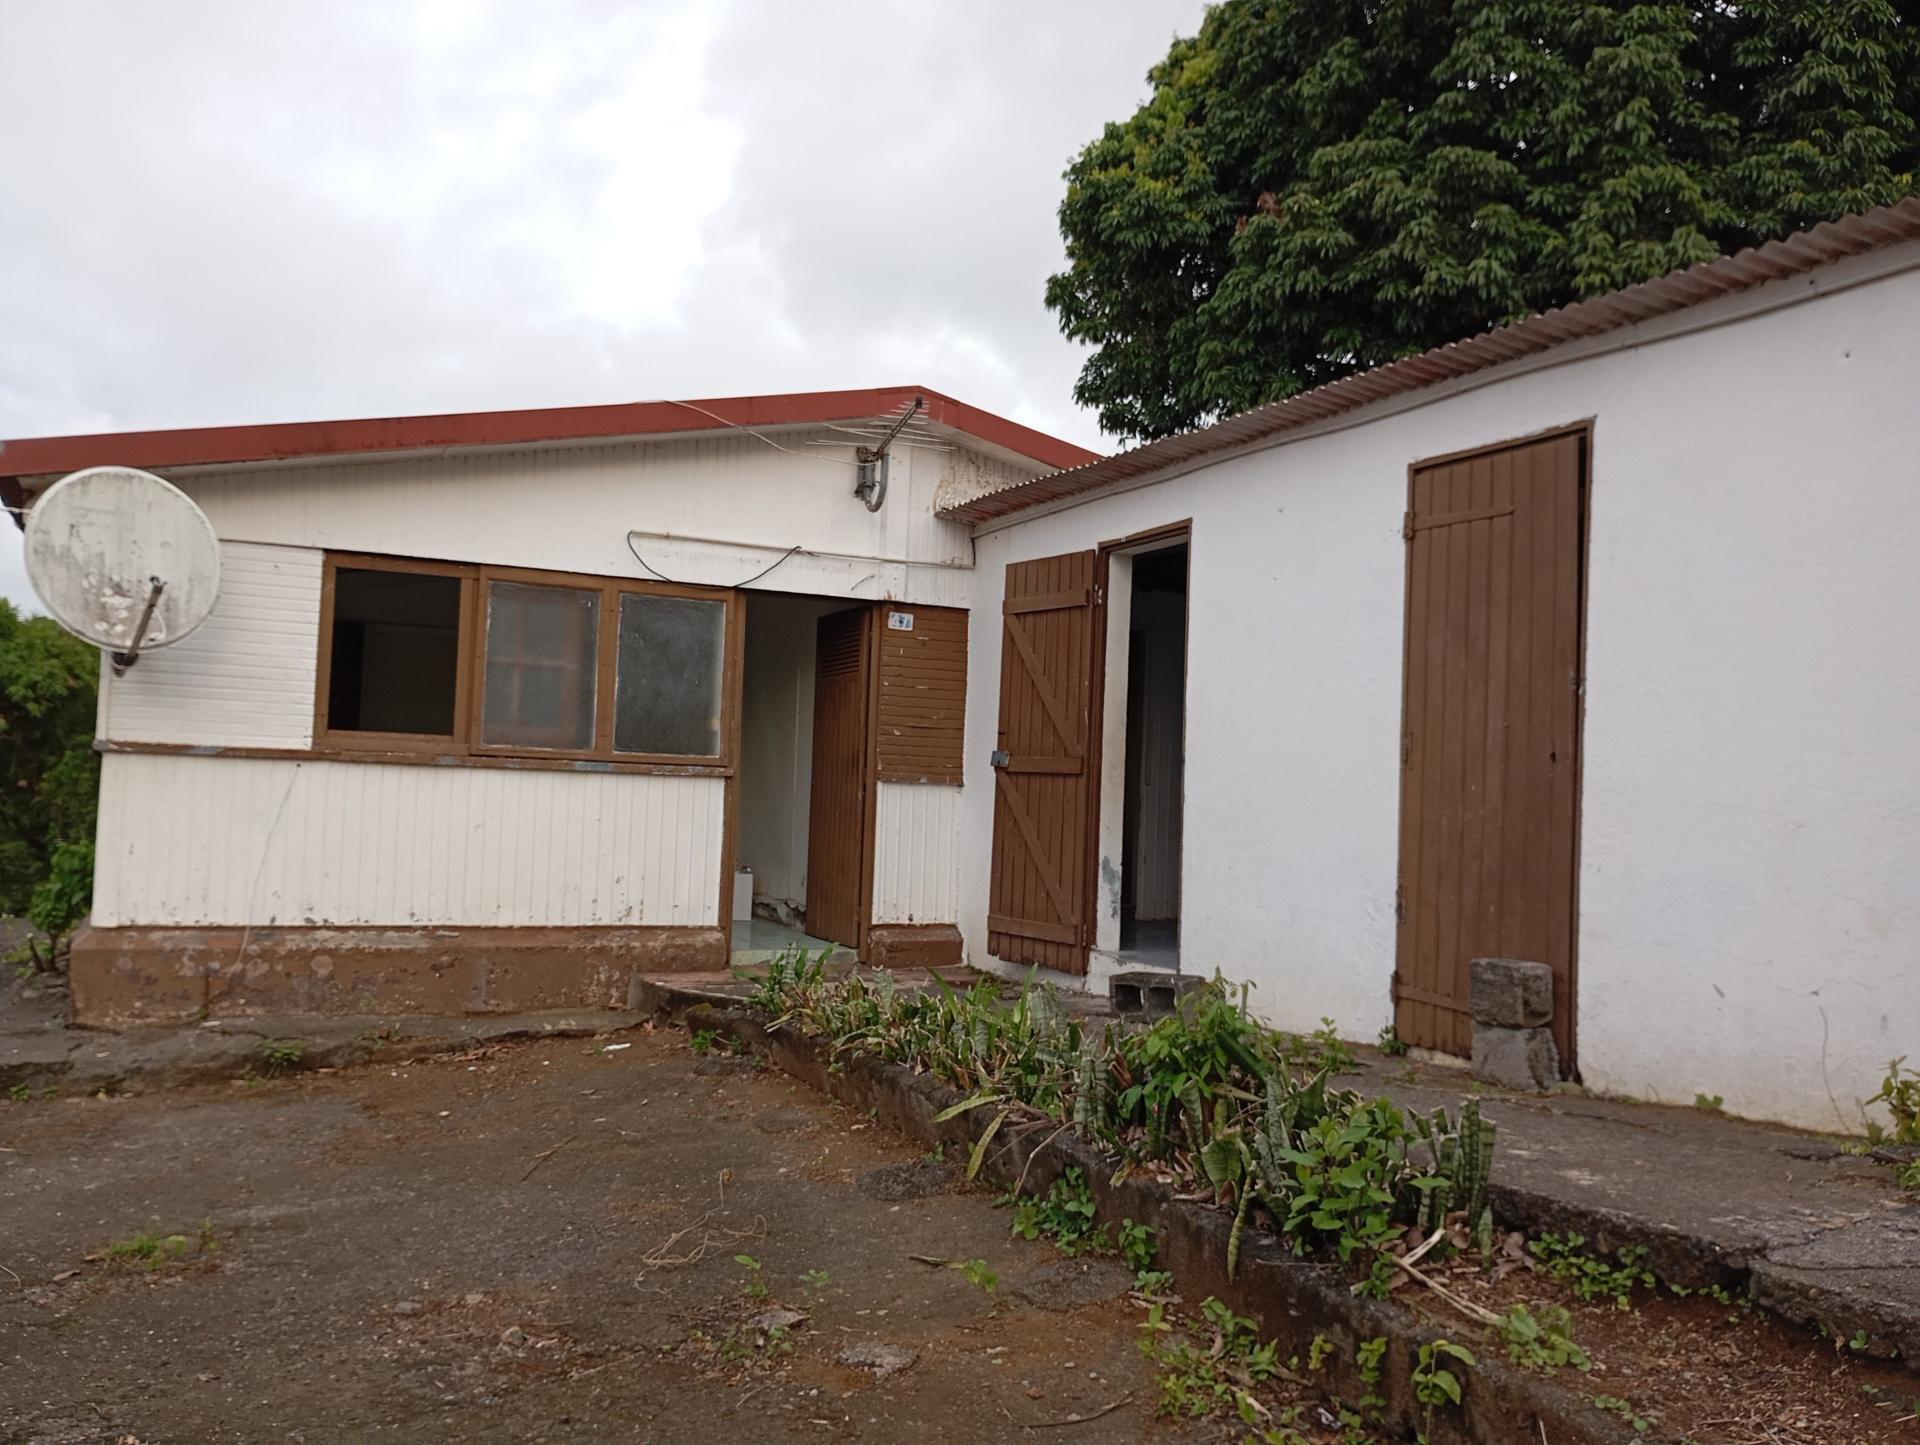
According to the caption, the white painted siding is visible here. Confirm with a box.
[872,782,961,925]
[175,429,977,609]
[93,753,723,928]
[99,542,321,750]
[960,249,1920,1134]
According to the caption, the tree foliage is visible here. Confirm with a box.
[0,598,99,950]
[1047,0,1920,441]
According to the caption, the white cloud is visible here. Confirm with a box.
[0,0,1205,612]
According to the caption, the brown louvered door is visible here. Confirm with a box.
[1396,431,1586,1067]
[806,607,871,949]
[988,551,1099,973]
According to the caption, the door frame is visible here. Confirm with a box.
[1393,421,1592,1072]
[1082,520,1193,967]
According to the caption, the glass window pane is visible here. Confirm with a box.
[481,581,598,750]
[327,568,461,736]
[614,593,725,757]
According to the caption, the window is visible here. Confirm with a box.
[322,562,469,745]
[317,554,735,767]
[614,593,726,757]
[482,582,599,751]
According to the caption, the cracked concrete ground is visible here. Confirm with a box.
[3,1023,1220,1444]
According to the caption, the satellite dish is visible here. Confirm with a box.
[24,466,221,673]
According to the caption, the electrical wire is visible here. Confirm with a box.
[659,400,863,470]
[625,531,802,589]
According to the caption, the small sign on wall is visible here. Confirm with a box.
[886,610,915,632]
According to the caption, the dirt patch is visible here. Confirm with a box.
[1,1024,1223,1444]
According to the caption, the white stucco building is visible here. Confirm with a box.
[7,202,1916,1135]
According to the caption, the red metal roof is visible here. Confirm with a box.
[939,199,1920,526]
[0,384,1100,491]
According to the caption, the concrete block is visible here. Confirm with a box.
[1109,971,1203,1017]
[1471,957,1554,1028]
[1473,1023,1560,1091]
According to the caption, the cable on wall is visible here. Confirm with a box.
[625,532,802,589]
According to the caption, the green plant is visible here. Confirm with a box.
[1132,1268,1174,1296]
[1007,1167,1109,1256]
[101,1224,213,1271]
[1590,1394,1653,1433]
[733,1253,768,1300]
[1865,1057,1920,1144]
[1117,1218,1156,1272]
[1306,1333,1333,1372]
[257,1039,306,1076]
[800,1268,829,1297]
[1694,1093,1724,1111]
[959,1257,998,1293]
[1530,1233,1655,1309]
[737,944,828,1016]
[1411,1338,1475,1411]
[1499,1304,1590,1373]
[1376,1025,1408,1058]
[690,1028,741,1058]
[1137,1297,1282,1422]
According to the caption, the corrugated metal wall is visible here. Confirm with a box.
[100,541,321,750]
[92,753,724,928]
[179,430,976,607]
[871,781,961,925]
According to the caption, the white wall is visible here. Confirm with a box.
[873,782,962,925]
[169,427,977,608]
[959,249,1920,1134]
[738,594,848,915]
[99,541,321,750]
[93,752,724,928]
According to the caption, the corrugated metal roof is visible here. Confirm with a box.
[940,199,1920,526]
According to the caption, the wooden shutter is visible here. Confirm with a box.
[874,605,966,784]
[1395,431,1586,1065]
[806,608,872,949]
[988,551,1099,974]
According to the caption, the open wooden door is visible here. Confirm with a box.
[988,551,1099,973]
[1395,430,1586,1067]
[806,607,871,949]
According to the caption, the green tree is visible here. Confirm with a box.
[0,598,99,960]
[1047,0,1920,441]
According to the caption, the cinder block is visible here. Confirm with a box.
[1109,971,1203,1017]
[1472,1023,1560,1091]
[1470,957,1554,1028]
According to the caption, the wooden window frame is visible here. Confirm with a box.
[315,552,740,775]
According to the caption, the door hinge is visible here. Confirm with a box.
[1393,887,1406,926]
[989,749,1011,769]
[1401,510,1414,541]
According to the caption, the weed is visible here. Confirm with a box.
[1137,1297,1281,1422]
[1411,1338,1475,1410]
[8,1081,36,1102]
[101,1224,213,1271]
[1279,1017,1357,1074]
[1376,1024,1409,1058]
[257,1039,306,1075]
[1117,1217,1156,1272]
[1897,1160,1920,1193]
[736,944,828,1016]
[1500,1303,1590,1373]
[1530,1233,1655,1309]
[1132,1267,1174,1296]
[1693,1093,1724,1112]
[1306,1333,1334,1372]
[733,1253,768,1300]
[959,1257,998,1293]
[1848,1329,1870,1351]
[800,1267,829,1297]
[1006,1167,1109,1256]
[690,1029,739,1058]
[1590,1393,1653,1433]
[1865,1057,1920,1144]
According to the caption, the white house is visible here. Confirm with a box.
[7,201,1917,1134]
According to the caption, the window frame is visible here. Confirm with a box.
[315,552,739,773]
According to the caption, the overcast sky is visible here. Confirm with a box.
[0,1,1208,611]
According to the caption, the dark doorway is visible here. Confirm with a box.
[1118,543,1187,966]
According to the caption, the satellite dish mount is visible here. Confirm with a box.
[854,395,923,513]
[23,466,221,674]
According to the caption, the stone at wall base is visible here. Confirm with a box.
[1470,957,1554,1028]
[1472,1023,1560,1092]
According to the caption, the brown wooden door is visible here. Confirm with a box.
[988,551,1099,973]
[1396,431,1586,1066]
[806,607,871,949]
